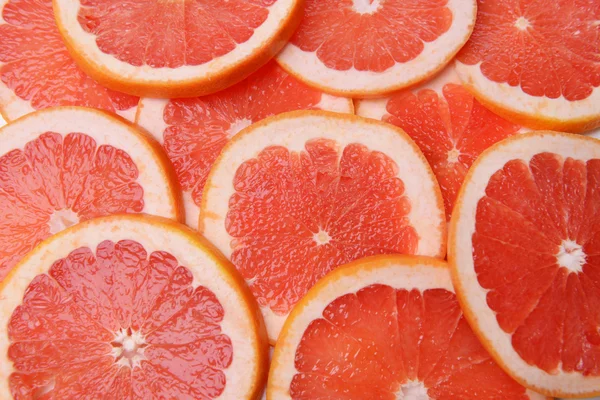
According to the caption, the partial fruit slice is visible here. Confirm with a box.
[268,255,549,400]
[0,106,181,282]
[137,61,353,228]
[356,65,521,220]
[456,0,600,133]
[0,0,138,121]
[449,132,600,397]
[276,0,476,97]
[53,0,304,97]
[200,111,446,341]
[0,214,268,399]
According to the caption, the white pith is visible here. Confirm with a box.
[556,240,585,273]
[111,328,147,369]
[0,216,265,399]
[313,229,331,245]
[352,0,382,14]
[200,112,445,340]
[228,119,253,137]
[450,132,600,396]
[515,17,531,31]
[396,381,429,400]
[0,107,179,220]
[276,0,476,95]
[48,209,80,235]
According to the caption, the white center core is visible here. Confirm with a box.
[447,147,460,164]
[111,328,147,368]
[557,240,586,273]
[228,118,252,137]
[353,0,382,14]
[48,209,79,235]
[515,16,531,31]
[313,229,331,245]
[396,382,429,400]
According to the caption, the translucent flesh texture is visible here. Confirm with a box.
[162,62,324,207]
[474,153,600,375]
[291,285,531,399]
[383,83,520,220]
[77,0,278,68]
[8,240,233,399]
[457,0,600,101]
[0,0,138,114]
[0,132,144,281]
[290,0,452,72]
[226,139,418,315]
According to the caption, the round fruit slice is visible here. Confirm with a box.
[449,132,600,397]
[456,0,600,133]
[136,61,354,229]
[0,0,138,122]
[268,254,550,400]
[275,0,476,97]
[0,106,181,283]
[200,111,446,341]
[356,65,521,221]
[0,214,268,399]
[53,0,304,98]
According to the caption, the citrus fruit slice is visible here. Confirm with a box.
[268,254,550,400]
[356,65,521,221]
[455,0,600,133]
[0,214,268,399]
[53,0,304,98]
[0,106,181,283]
[200,110,446,341]
[136,61,354,229]
[275,0,477,97]
[449,131,600,397]
[0,0,138,122]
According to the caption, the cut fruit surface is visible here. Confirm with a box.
[0,107,181,283]
[356,65,521,220]
[0,0,138,121]
[0,215,268,399]
[456,0,600,133]
[136,61,353,228]
[276,0,476,97]
[200,111,446,341]
[268,254,549,400]
[53,0,304,97]
[449,132,600,397]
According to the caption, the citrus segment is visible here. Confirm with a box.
[450,132,600,397]
[268,255,548,400]
[455,0,600,132]
[0,107,180,283]
[0,0,138,121]
[356,66,521,220]
[54,0,304,97]
[200,111,445,340]
[136,61,353,228]
[276,0,476,97]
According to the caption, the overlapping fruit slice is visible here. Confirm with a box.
[0,107,181,282]
[53,0,304,97]
[0,215,268,399]
[0,0,138,121]
[137,61,353,228]
[356,65,521,220]
[200,111,446,341]
[456,0,600,133]
[450,132,600,397]
[268,255,549,400]
[276,0,476,97]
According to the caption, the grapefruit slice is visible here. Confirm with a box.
[275,0,477,97]
[449,132,600,397]
[0,214,268,399]
[136,61,353,229]
[268,255,550,400]
[455,0,600,133]
[0,0,138,122]
[200,110,446,341]
[356,65,521,221]
[0,106,181,283]
[53,0,304,98]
